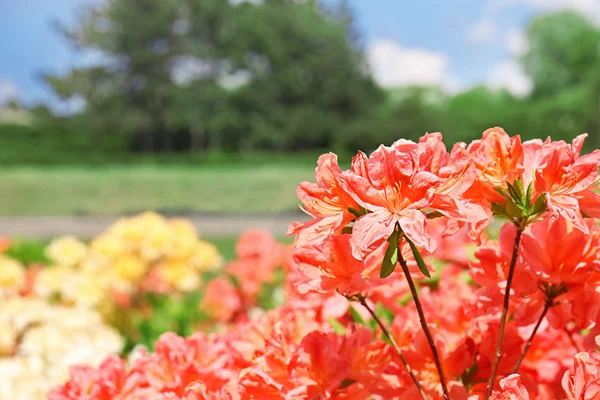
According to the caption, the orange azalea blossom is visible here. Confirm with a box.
[286,265,360,322]
[200,277,242,323]
[465,127,525,211]
[469,130,600,231]
[468,127,524,192]
[562,338,600,400]
[235,229,288,271]
[47,356,128,400]
[520,217,599,286]
[485,374,531,400]
[239,326,412,399]
[340,133,487,258]
[164,382,239,400]
[517,326,578,396]
[470,223,538,298]
[225,230,289,309]
[287,153,363,247]
[292,234,393,297]
[533,134,600,231]
[291,234,435,316]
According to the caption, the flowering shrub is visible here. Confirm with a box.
[36,212,223,306]
[0,297,122,400]
[40,129,600,398]
[0,217,295,399]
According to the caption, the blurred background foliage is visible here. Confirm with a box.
[1,1,599,163]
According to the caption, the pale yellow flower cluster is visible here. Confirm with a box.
[0,297,123,400]
[35,212,223,308]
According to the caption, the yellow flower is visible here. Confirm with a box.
[190,241,222,272]
[139,226,174,262]
[156,260,201,291]
[112,254,147,282]
[45,235,88,268]
[169,235,198,261]
[0,256,25,296]
[169,218,199,237]
[33,266,71,301]
[90,234,126,260]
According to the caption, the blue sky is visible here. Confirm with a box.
[1,0,599,106]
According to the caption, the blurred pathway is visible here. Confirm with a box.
[0,214,307,239]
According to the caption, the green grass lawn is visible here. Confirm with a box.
[0,163,314,216]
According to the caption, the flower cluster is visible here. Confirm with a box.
[287,129,600,398]
[33,212,222,311]
[50,129,600,400]
[199,229,290,323]
[0,297,122,400]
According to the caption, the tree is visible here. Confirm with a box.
[445,86,525,143]
[209,0,383,151]
[522,11,600,149]
[44,0,235,152]
[43,0,381,153]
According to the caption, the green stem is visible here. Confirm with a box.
[358,296,429,400]
[397,250,450,400]
[485,225,524,399]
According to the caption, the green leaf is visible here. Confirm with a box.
[505,199,525,219]
[491,202,508,217]
[328,317,346,335]
[404,235,431,278]
[342,226,353,234]
[525,182,533,209]
[380,228,400,278]
[515,178,525,202]
[529,193,547,216]
[347,207,364,218]
[426,210,444,219]
[507,181,523,205]
[495,187,508,197]
[375,302,394,325]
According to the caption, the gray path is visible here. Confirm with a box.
[0,214,308,239]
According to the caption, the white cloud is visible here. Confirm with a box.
[506,29,529,56]
[467,18,499,43]
[487,60,533,96]
[367,39,459,92]
[496,0,600,25]
[0,80,19,105]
